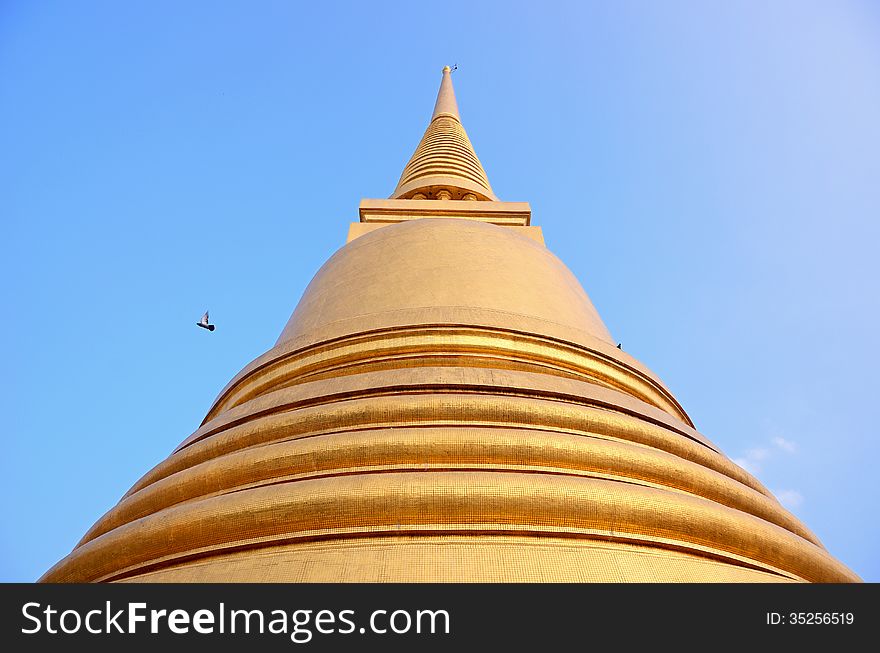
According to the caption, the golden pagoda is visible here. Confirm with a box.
[43,67,857,583]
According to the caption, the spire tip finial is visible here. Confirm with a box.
[431,65,460,122]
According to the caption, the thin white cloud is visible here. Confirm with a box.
[733,436,799,476]
[772,436,797,453]
[732,458,754,474]
[775,489,804,509]
[746,447,771,462]
[734,447,771,474]
[733,431,804,512]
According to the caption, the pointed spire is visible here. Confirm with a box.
[431,65,460,121]
[391,66,497,201]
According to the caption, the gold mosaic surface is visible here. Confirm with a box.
[42,230,858,583]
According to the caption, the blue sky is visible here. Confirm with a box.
[3,1,878,582]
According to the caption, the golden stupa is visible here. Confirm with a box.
[43,67,857,583]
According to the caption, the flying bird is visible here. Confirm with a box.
[196,310,215,331]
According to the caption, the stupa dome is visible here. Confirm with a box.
[41,67,858,584]
[278,218,614,347]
